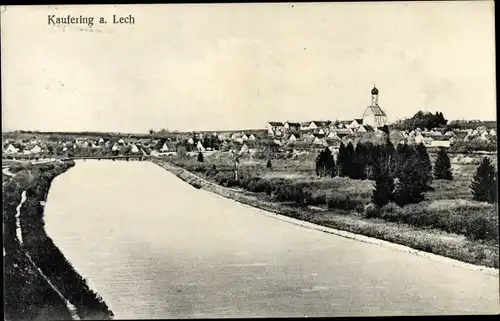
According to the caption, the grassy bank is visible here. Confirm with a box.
[3,161,114,320]
[154,158,499,269]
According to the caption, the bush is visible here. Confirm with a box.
[465,215,499,241]
[470,157,497,203]
[326,192,357,211]
[274,184,308,204]
[363,203,380,218]
[304,191,327,206]
[434,147,453,180]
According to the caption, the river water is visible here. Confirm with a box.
[43,160,499,318]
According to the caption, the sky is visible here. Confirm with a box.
[1,2,496,133]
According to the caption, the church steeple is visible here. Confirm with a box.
[371,85,379,106]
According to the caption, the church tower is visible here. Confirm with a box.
[371,86,379,106]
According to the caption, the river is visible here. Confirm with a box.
[43,160,499,318]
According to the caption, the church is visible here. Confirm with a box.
[362,86,388,127]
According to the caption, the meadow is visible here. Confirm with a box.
[167,150,499,267]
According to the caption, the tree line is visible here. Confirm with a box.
[315,138,497,207]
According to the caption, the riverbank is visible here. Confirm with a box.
[3,161,114,320]
[152,159,499,272]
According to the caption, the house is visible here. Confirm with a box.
[272,139,283,146]
[196,141,205,152]
[283,121,301,131]
[362,87,388,127]
[336,128,353,136]
[160,142,170,152]
[187,137,195,145]
[288,134,298,142]
[313,136,328,146]
[111,143,120,151]
[98,138,105,145]
[267,128,275,136]
[480,131,489,141]
[30,145,42,154]
[4,143,19,154]
[240,143,249,154]
[413,133,424,145]
[489,129,496,136]
[241,133,249,142]
[316,128,326,135]
[130,144,140,153]
[248,134,256,141]
[350,119,363,129]
[118,138,125,145]
[267,122,284,133]
[327,131,338,139]
[423,134,451,148]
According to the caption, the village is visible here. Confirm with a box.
[2,87,497,159]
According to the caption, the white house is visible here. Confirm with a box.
[118,138,125,145]
[415,133,425,144]
[272,139,283,146]
[313,137,328,146]
[350,119,363,129]
[30,145,42,154]
[160,142,170,152]
[240,143,249,154]
[288,134,298,142]
[111,143,120,151]
[423,135,451,148]
[130,144,140,153]
[317,128,325,135]
[356,125,367,133]
[327,131,338,139]
[489,129,496,136]
[196,141,205,152]
[307,122,318,130]
[241,133,249,142]
[267,128,275,136]
[283,121,301,131]
[248,134,256,141]
[480,131,489,141]
[98,138,105,145]
[188,138,195,145]
[362,87,388,127]
[4,144,19,154]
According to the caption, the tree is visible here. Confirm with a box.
[351,143,368,179]
[415,142,433,189]
[316,147,337,177]
[470,157,497,203]
[266,159,272,169]
[393,155,425,206]
[371,157,394,207]
[434,147,453,180]
[340,142,355,178]
[197,151,204,162]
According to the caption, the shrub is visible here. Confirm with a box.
[363,203,380,218]
[470,157,497,203]
[197,152,204,162]
[274,184,308,204]
[326,192,356,211]
[434,147,453,180]
[465,214,499,241]
[304,191,327,206]
[266,159,272,169]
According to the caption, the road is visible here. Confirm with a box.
[43,160,499,318]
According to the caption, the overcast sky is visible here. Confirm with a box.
[1,2,496,133]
